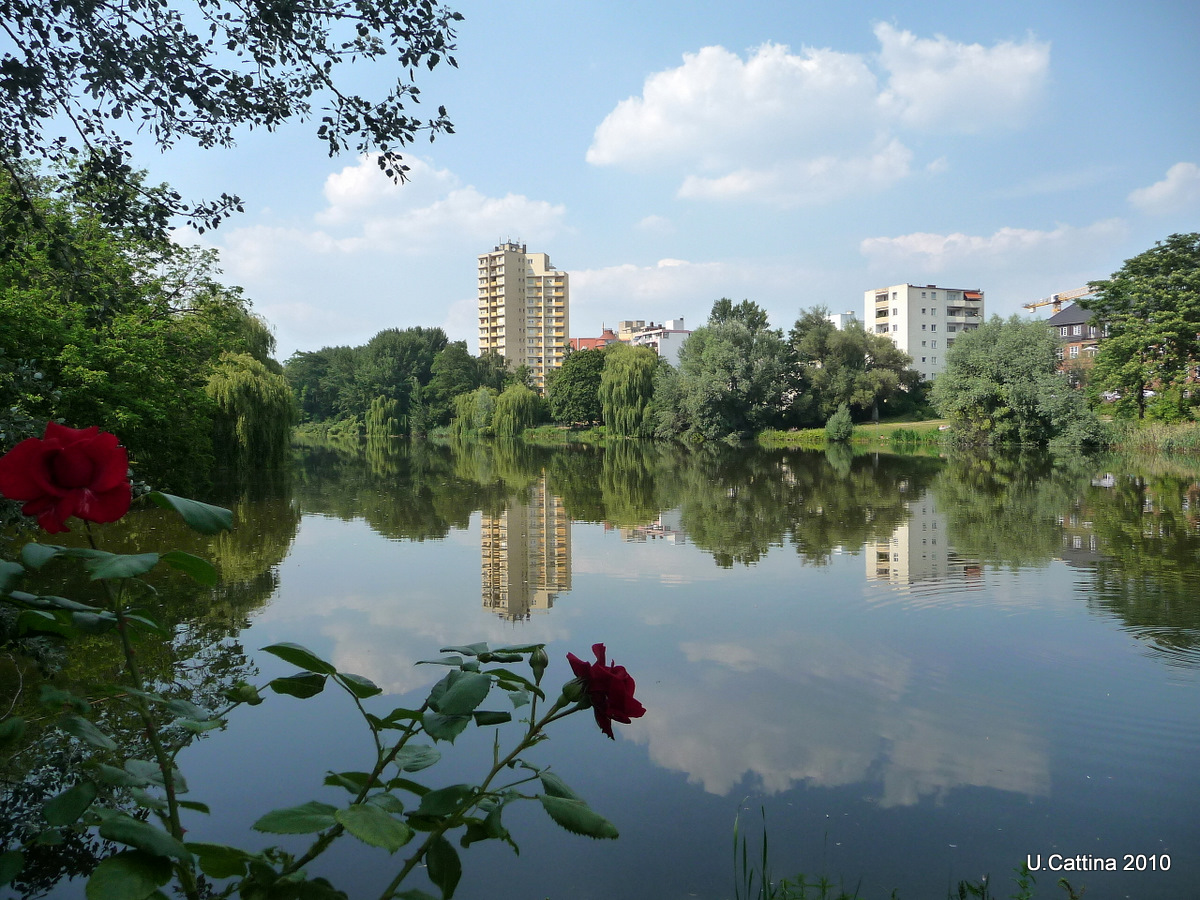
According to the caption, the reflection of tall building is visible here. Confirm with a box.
[481,477,571,620]
[866,493,981,591]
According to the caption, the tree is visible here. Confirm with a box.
[930,315,1104,446]
[0,174,282,489]
[1082,233,1200,420]
[655,300,790,440]
[547,348,605,425]
[426,342,481,427]
[599,344,658,437]
[492,384,540,439]
[789,306,919,424]
[0,0,462,235]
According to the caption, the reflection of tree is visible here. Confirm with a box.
[600,442,672,528]
[931,449,1086,568]
[1,483,299,896]
[1079,462,1200,661]
[787,451,942,565]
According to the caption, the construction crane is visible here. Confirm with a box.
[1023,286,1093,314]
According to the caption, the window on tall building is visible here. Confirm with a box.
[931,340,937,348]
[930,324,937,331]
[921,308,926,314]
[892,324,898,332]
[931,308,937,315]
[893,308,898,315]
[921,340,927,347]
[921,324,927,331]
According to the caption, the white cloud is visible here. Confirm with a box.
[199,155,568,355]
[874,23,1049,132]
[860,219,1126,272]
[587,26,1048,205]
[1128,162,1200,215]
[678,139,912,205]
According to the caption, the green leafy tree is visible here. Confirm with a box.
[0,174,280,489]
[789,307,920,424]
[0,0,462,235]
[492,384,541,440]
[655,300,790,441]
[205,352,294,468]
[1082,233,1200,419]
[426,342,481,427]
[598,344,658,437]
[930,315,1104,446]
[547,348,605,425]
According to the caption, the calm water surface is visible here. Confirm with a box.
[15,440,1200,899]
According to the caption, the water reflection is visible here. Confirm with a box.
[481,475,571,620]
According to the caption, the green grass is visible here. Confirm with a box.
[758,420,948,449]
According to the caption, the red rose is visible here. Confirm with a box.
[567,643,646,739]
[0,423,132,534]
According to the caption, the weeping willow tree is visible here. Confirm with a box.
[492,384,540,440]
[205,352,294,468]
[450,386,498,438]
[366,395,401,439]
[600,343,659,437]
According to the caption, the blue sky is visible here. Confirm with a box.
[144,0,1199,359]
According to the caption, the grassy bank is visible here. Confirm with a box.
[758,419,947,450]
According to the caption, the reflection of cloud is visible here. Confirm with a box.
[627,631,1049,803]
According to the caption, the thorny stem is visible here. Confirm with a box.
[86,523,202,900]
[375,694,580,900]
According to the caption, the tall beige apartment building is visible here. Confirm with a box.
[477,242,569,392]
[864,284,984,381]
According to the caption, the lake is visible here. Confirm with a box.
[7,438,1200,900]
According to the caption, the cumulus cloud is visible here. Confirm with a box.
[860,219,1126,272]
[874,23,1049,132]
[587,26,1048,205]
[200,155,568,355]
[1128,162,1200,215]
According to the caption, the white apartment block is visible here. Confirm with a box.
[629,318,691,366]
[864,284,984,382]
[478,242,569,392]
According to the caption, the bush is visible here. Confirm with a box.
[825,404,853,442]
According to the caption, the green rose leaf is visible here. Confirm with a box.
[506,689,531,709]
[416,784,475,817]
[421,712,470,743]
[186,842,253,879]
[131,788,169,811]
[324,771,376,793]
[87,553,159,581]
[538,772,583,801]
[164,699,211,721]
[393,744,440,772]
[416,655,465,667]
[59,715,117,751]
[145,492,234,534]
[472,710,511,726]
[178,800,211,814]
[365,792,406,814]
[261,642,337,675]
[160,551,218,587]
[0,716,26,750]
[85,850,171,900]
[20,543,64,570]
[385,777,429,797]
[439,643,490,657]
[432,671,492,716]
[0,560,23,592]
[426,834,462,899]
[125,759,183,790]
[334,804,414,853]
[124,614,169,636]
[94,764,149,788]
[0,849,23,887]
[70,611,118,634]
[537,795,619,840]
[491,643,545,654]
[268,672,327,699]
[44,781,98,825]
[338,672,382,699]
[252,801,339,835]
[225,681,264,705]
[98,813,192,862]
